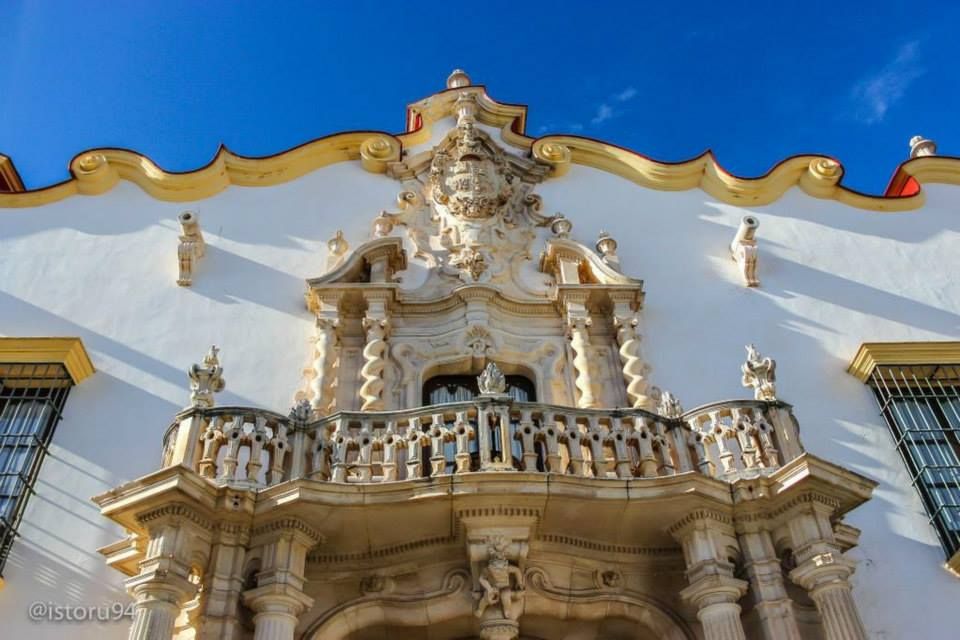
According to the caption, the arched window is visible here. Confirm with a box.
[422,374,536,405]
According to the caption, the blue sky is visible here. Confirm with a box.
[1,1,957,193]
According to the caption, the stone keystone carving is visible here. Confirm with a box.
[188,346,225,408]
[741,344,777,401]
[475,536,525,623]
[477,362,507,395]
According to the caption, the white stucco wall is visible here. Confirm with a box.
[0,120,957,638]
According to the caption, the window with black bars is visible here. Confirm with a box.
[869,364,960,559]
[0,363,72,577]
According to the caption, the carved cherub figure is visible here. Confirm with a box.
[474,536,525,621]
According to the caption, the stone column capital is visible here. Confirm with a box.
[788,551,856,593]
[242,582,315,617]
[680,573,748,609]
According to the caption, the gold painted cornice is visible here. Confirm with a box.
[3,80,960,211]
[0,337,95,384]
[847,341,960,382]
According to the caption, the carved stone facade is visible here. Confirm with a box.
[93,71,877,640]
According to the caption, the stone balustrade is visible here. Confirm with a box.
[161,397,801,488]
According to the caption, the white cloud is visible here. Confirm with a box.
[615,87,637,102]
[591,103,614,125]
[851,41,925,124]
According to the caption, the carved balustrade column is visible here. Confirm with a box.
[242,519,324,640]
[360,294,391,411]
[125,505,212,640]
[611,301,653,410]
[669,511,748,640]
[736,521,802,640]
[781,497,868,640]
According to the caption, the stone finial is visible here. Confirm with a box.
[550,214,573,239]
[741,344,777,401]
[325,230,349,271]
[730,215,759,287]
[446,69,471,89]
[176,210,205,287]
[188,346,225,408]
[372,211,395,238]
[909,135,937,158]
[595,230,621,271]
[477,362,507,395]
[289,398,313,423]
[658,390,683,419]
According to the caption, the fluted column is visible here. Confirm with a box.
[126,577,195,640]
[669,511,748,640]
[244,584,314,640]
[779,494,869,640]
[790,552,867,640]
[738,528,801,640]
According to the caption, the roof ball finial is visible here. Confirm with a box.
[447,69,471,89]
[909,135,937,158]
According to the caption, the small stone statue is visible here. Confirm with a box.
[475,536,525,621]
[658,390,683,419]
[288,398,313,423]
[188,346,225,408]
[477,362,507,395]
[741,344,777,401]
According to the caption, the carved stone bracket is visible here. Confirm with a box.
[730,216,759,287]
[176,210,205,287]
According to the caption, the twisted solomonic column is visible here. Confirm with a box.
[360,315,389,411]
[568,316,598,409]
[310,319,338,415]
[613,314,653,410]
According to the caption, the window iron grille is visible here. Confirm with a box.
[0,363,72,577]
[869,364,960,559]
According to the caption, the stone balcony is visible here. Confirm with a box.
[158,396,803,489]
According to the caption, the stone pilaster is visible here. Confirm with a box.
[242,518,323,640]
[197,524,250,639]
[125,504,211,640]
[669,510,748,640]
[738,527,802,640]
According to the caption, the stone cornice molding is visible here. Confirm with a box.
[847,341,960,382]
[665,508,734,538]
[0,336,95,384]
[135,502,214,531]
[3,78,957,211]
[250,516,325,545]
